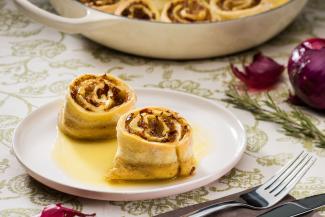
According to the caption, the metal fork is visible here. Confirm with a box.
[183,151,316,217]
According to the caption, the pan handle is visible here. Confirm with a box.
[13,0,118,34]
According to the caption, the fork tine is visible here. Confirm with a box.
[261,151,306,190]
[268,153,311,193]
[272,155,316,198]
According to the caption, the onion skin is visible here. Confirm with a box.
[40,204,95,217]
[288,38,325,110]
[231,53,284,90]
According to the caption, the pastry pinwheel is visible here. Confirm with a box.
[115,0,160,20]
[79,0,121,13]
[210,0,273,21]
[108,107,196,180]
[58,73,136,139]
[161,0,212,23]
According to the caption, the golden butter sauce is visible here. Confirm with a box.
[52,124,211,187]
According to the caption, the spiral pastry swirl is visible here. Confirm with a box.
[161,0,212,23]
[125,108,189,143]
[115,0,159,21]
[58,73,136,139]
[210,0,273,21]
[217,0,260,10]
[70,74,127,112]
[79,0,121,13]
[108,107,196,180]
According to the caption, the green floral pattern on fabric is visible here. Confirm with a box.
[291,177,325,216]
[112,187,208,216]
[11,39,65,58]
[49,59,94,69]
[3,174,82,208]
[145,79,215,98]
[245,124,268,153]
[209,168,264,192]
[91,46,150,66]
[291,177,325,199]
[48,80,70,95]
[0,115,20,148]
[0,208,40,217]
[0,159,9,173]
[0,0,324,216]
[256,154,293,167]
[0,9,43,37]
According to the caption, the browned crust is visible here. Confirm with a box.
[164,0,212,23]
[216,0,261,11]
[125,107,190,143]
[70,74,128,112]
[79,0,120,7]
[114,0,159,20]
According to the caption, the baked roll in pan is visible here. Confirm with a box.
[210,0,273,21]
[161,0,212,23]
[115,0,160,20]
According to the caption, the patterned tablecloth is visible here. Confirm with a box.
[0,0,325,216]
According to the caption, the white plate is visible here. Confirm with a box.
[13,88,246,201]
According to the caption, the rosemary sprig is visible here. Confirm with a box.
[223,85,325,147]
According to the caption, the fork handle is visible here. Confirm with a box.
[183,200,245,217]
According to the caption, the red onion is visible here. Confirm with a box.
[40,204,95,217]
[231,53,284,90]
[287,93,306,106]
[288,38,325,110]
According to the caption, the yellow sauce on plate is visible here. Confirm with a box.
[52,125,211,187]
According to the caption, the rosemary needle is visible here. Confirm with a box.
[223,85,325,147]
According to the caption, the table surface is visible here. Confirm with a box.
[0,0,325,216]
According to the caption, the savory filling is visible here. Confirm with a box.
[70,74,127,112]
[79,0,119,6]
[79,0,288,23]
[167,0,211,23]
[125,108,189,143]
[216,0,261,11]
[121,2,156,20]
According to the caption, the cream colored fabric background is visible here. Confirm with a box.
[0,0,324,216]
